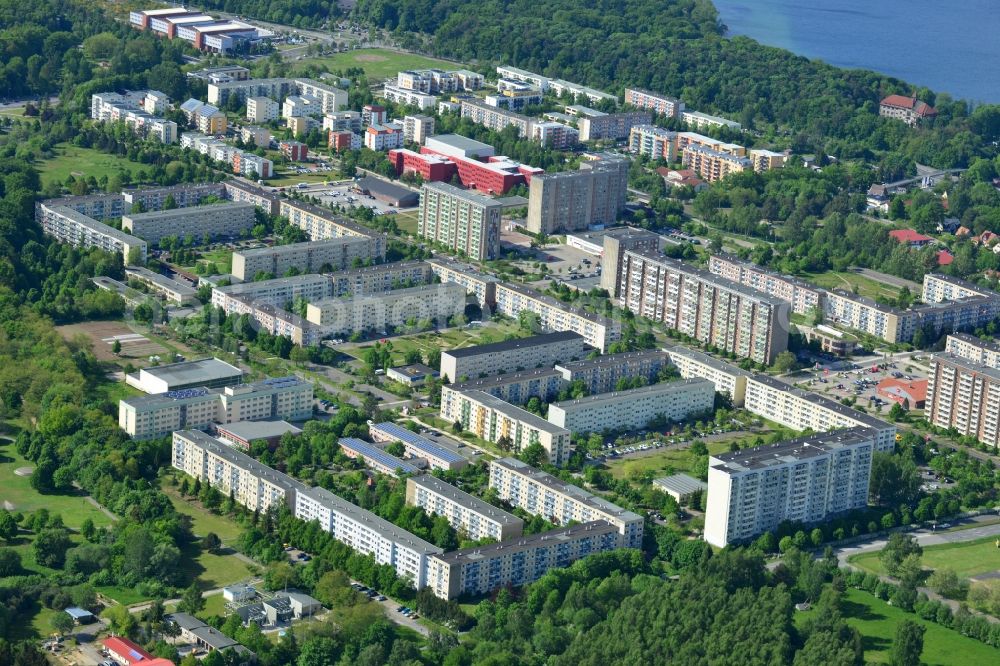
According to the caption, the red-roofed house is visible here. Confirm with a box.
[103,636,159,665]
[937,250,954,266]
[879,95,938,126]
[889,229,933,248]
[657,167,708,192]
[876,377,928,409]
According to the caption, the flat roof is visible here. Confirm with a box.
[123,201,254,222]
[627,249,787,307]
[948,332,1000,353]
[45,205,146,245]
[711,427,875,473]
[444,330,584,359]
[931,352,1000,382]
[297,485,442,555]
[492,458,641,522]
[925,272,996,295]
[387,363,436,378]
[123,375,309,410]
[218,420,302,441]
[137,357,243,386]
[451,367,564,392]
[426,257,498,282]
[234,236,370,259]
[827,289,904,315]
[463,390,570,434]
[550,378,713,411]
[125,266,198,297]
[557,349,669,373]
[425,133,493,152]
[279,198,383,238]
[369,422,465,464]
[408,475,522,525]
[653,473,707,495]
[711,253,824,293]
[423,181,502,208]
[338,437,421,474]
[747,373,894,430]
[496,282,618,327]
[431,520,616,565]
[661,344,753,377]
[215,273,330,296]
[174,430,306,494]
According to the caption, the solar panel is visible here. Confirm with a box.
[373,422,464,463]
[166,387,210,399]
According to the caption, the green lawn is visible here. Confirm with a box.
[36,143,149,188]
[340,320,527,367]
[162,482,244,542]
[180,544,255,591]
[803,270,903,302]
[0,441,114,529]
[297,48,463,80]
[96,585,154,606]
[395,211,419,236]
[795,588,1000,664]
[605,438,735,480]
[849,536,1000,579]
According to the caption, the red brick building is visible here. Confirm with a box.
[280,140,309,162]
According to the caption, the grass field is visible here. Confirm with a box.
[605,438,735,480]
[36,143,148,188]
[0,441,114,529]
[180,544,255,591]
[395,210,419,236]
[849,536,1000,579]
[298,48,463,80]
[162,481,244,542]
[804,270,903,302]
[794,588,1000,664]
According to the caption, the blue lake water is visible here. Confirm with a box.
[712,0,1000,103]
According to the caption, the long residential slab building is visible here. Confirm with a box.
[406,475,523,543]
[425,520,619,600]
[119,376,313,439]
[944,332,1000,368]
[171,430,443,588]
[708,254,825,315]
[494,282,621,352]
[122,202,257,244]
[547,378,715,433]
[449,389,572,465]
[489,457,644,549]
[616,248,790,365]
[926,351,1000,448]
[231,236,385,281]
[37,203,148,263]
[439,331,593,383]
[664,345,896,451]
[278,199,387,253]
[704,428,875,547]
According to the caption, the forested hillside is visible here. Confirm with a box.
[352,0,1000,167]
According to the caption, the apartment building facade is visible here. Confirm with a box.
[624,88,684,117]
[37,203,147,263]
[926,353,1000,447]
[681,110,742,131]
[708,254,825,315]
[172,430,304,513]
[599,228,662,296]
[547,378,716,433]
[223,180,281,216]
[246,96,279,122]
[278,199,385,253]
[944,333,1000,368]
[123,183,227,212]
[617,249,790,364]
[494,282,621,352]
[327,261,432,297]
[122,202,257,244]
[555,349,672,395]
[525,155,629,234]
[425,521,619,600]
[294,485,442,588]
[441,369,566,420]
[744,374,897,452]
[449,390,572,465]
[119,376,313,439]
[922,273,997,304]
[628,125,678,161]
[418,182,502,261]
[662,345,752,406]
[683,144,752,182]
[304,283,467,338]
[704,428,875,547]
[230,236,381,281]
[439,331,591,383]
[576,110,652,142]
[403,114,435,144]
[489,457,644,548]
[426,258,498,309]
[406,475,524,543]
[460,99,533,137]
[124,266,198,305]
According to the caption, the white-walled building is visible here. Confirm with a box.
[125,357,243,394]
[547,379,715,433]
[439,331,591,383]
[704,428,875,547]
[406,475,523,542]
[489,457,644,548]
